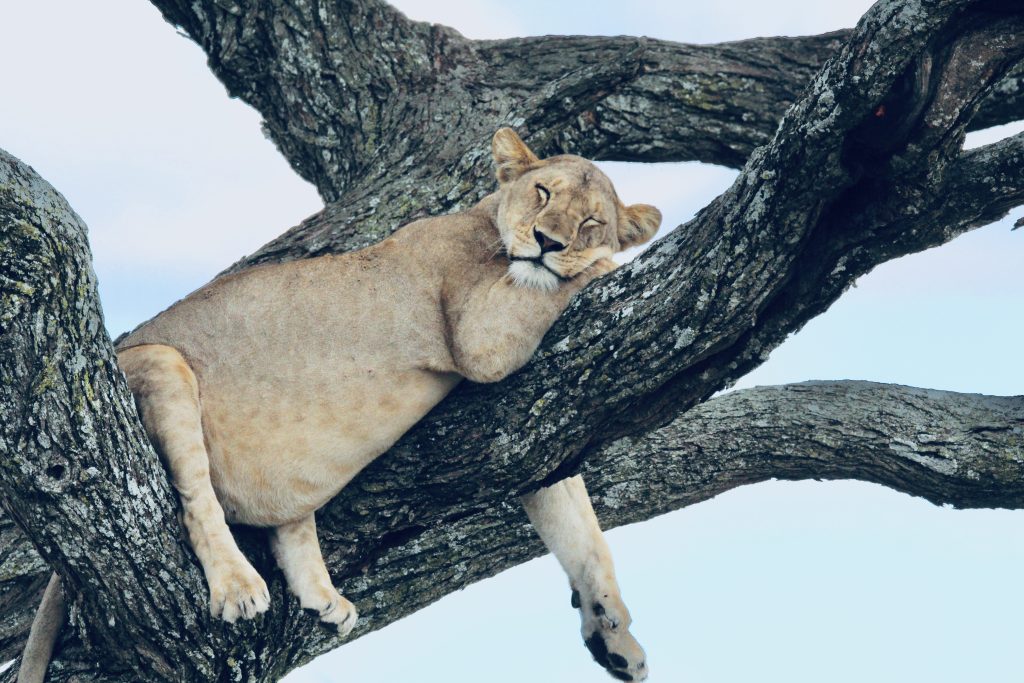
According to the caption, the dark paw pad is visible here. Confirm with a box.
[585,633,635,680]
[585,632,610,668]
[608,653,628,669]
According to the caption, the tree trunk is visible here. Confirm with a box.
[1,0,1022,680]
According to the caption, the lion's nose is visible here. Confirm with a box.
[534,227,566,253]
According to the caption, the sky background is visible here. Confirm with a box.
[2,1,1023,682]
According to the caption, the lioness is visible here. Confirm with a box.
[20,129,660,682]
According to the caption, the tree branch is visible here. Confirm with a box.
[478,32,849,168]
[150,0,1024,204]
[589,381,1024,515]
[147,0,1024,284]
[0,151,289,681]
[207,9,1024,270]
[485,33,1024,167]
[379,379,1024,628]
[149,0,475,201]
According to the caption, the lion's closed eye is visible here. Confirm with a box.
[537,184,551,205]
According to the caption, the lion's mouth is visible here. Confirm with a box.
[508,255,569,281]
[506,257,566,292]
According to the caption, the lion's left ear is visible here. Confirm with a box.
[492,128,540,184]
[618,204,662,249]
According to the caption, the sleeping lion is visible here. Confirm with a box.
[20,128,660,682]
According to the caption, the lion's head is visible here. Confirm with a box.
[491,127,662,291]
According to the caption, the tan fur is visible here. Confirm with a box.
[17,573,64,683]
[271,515,356,631]
[109,129,658,676]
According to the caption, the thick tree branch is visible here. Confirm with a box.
[589,381,1024,515]
[0,151,301,682]
[484,33,1024,167]
[147,0,1024,280]
[149,0,477,201]
[478,32,849,168]
[356,380,1024,640]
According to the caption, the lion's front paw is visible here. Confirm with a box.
[208,559,270,623]
[589,257,619,277]
[577,592,648,681]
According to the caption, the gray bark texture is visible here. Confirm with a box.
[1,0,1022,680]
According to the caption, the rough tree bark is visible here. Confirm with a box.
[1,0,1022,680]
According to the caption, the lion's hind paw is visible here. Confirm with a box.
[209,560,271,623]
[317,591,358,637]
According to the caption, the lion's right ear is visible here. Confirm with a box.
[492,128,540,184]
[618,203,662,250]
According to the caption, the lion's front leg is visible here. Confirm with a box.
[271,514,358,636]
[521,475,647,682]
[447,260,613,385]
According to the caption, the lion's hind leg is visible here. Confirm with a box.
[271,514,358,636]
[117,344,270,623]
[521,475,647,682]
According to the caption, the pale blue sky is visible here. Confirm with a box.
[2,1,1022,682]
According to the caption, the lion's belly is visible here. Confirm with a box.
[197,366,460,527]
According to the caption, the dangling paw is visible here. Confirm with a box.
[574,590,648,682]
[208,558,271,623]
[584,628,647,682]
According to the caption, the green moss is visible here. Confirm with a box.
[529,397,547,416]
[33,355,59,396]
[73,370,95,414]
[9,217,42,241]
[0,546,47,581]
[13,280,35,296]
[673,75,754,112]
[84,371,96,403]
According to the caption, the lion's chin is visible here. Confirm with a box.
[507,260,561,292]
